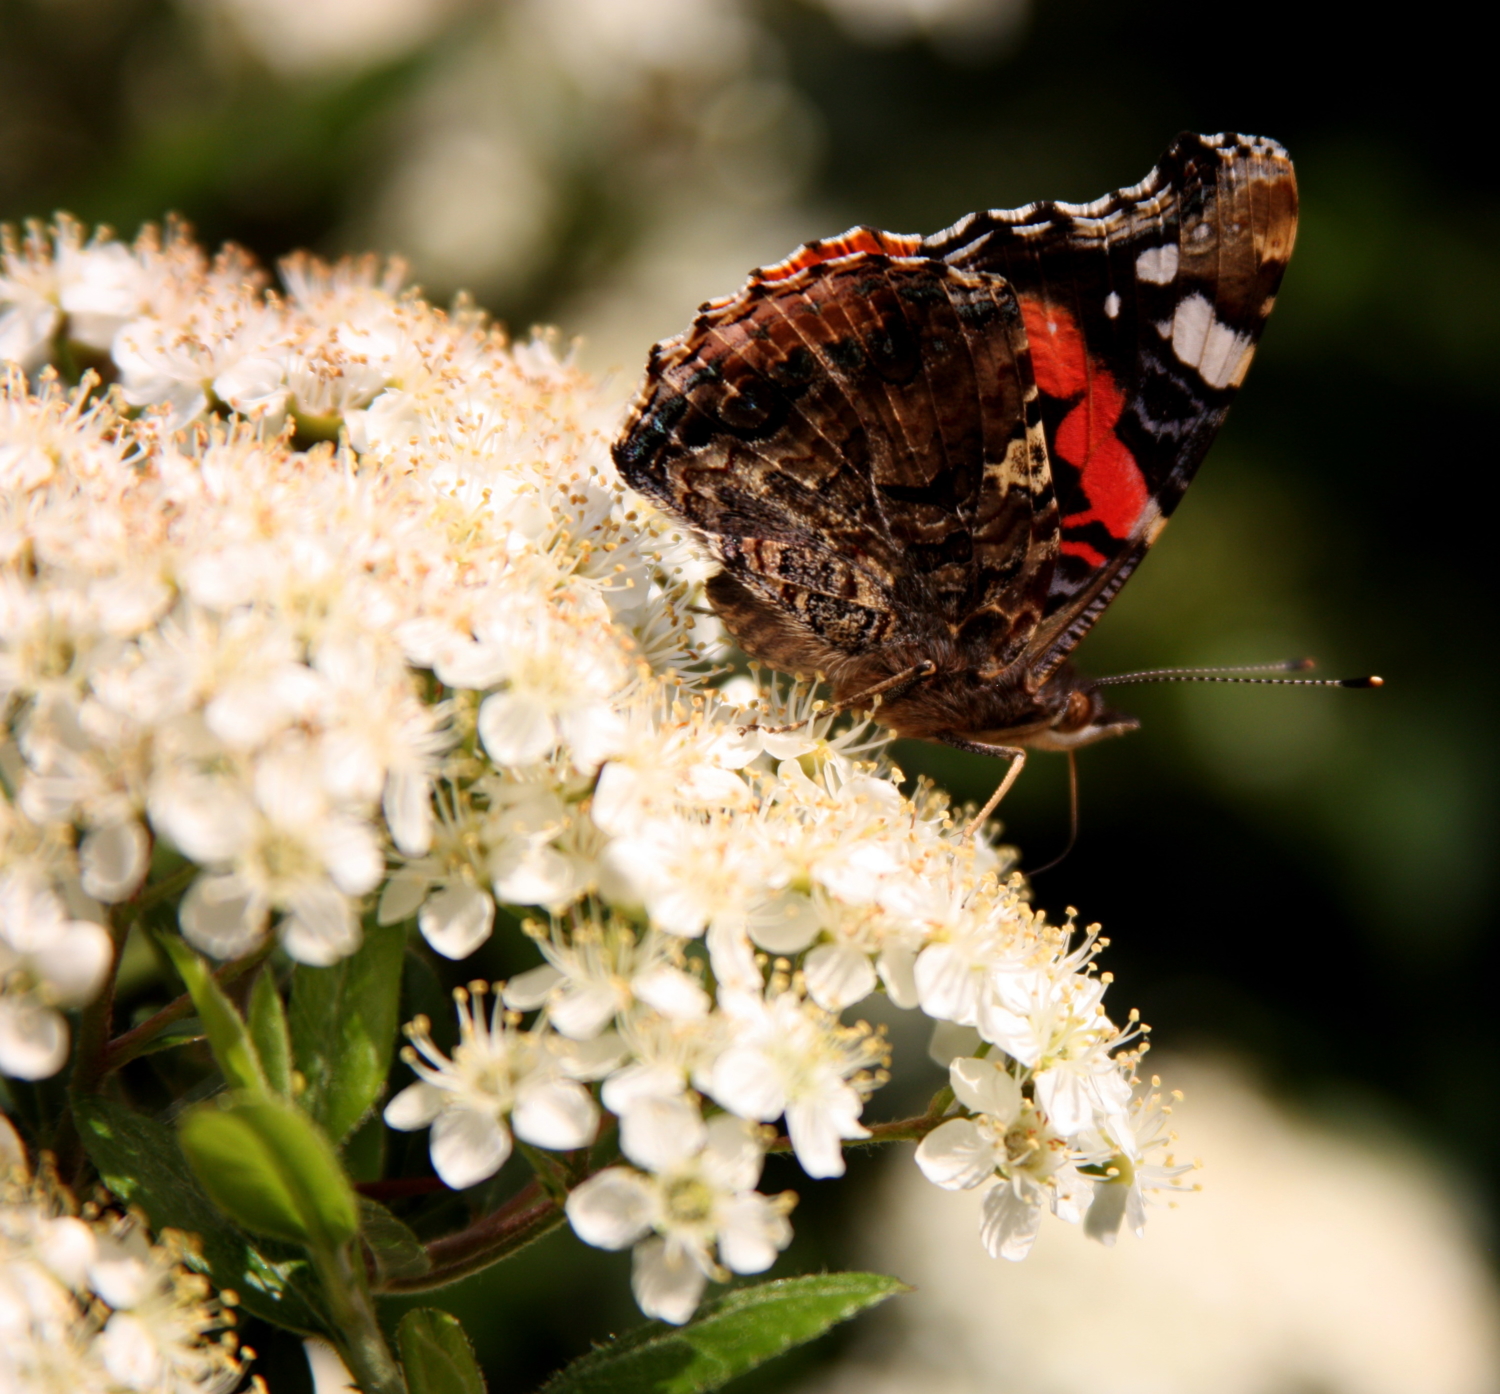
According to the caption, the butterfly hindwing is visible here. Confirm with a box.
[616,253,1055,678]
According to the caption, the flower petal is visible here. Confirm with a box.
[949,1056,1021,1123]
[99,1311,163,1389]
[79,819,149,903]
[512,1078,598,1151]
[502,964,563,1011]
[0,997,68,1080]
[786,1098,851,1180]
[631,965,708,1020]
[430,1107,512,1189]
[383,1082,444,1131]
[716,1193,790,1275]
[632,1235,709,1325]
[701,1113,764,1194]
[803,942,877,1012]
[179,872,267,961]
[566,1167,655,1250]
[618,1094,705,1173]
[418,882,496,960]
[31,919,113,1006]
[708,1047,784,1123]
[377,870,428,926]
[979,1180,1044,1261]
[915,1118,995,1191]
[281,882,362,966]
[746,891,820,955]
[1033,1066,1091,1136]
[478,692,556,767]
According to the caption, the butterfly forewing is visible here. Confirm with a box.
[922,132,1298,672]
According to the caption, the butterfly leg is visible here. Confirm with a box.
[758,660,937,735]
[939,734,1028,838]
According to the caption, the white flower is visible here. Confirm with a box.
[909,883,1034,1031]
[0,1138,252,1394]
[503,917,709,1039]
[378,784,497,959]
[310,635,451,857]
[707,985,884,1179]
[603,813,807,989]
[455,604,629,773]
[0,868,112,1080]
[112,283,290,430]
[151,743,383,965]
[1081,1081,1198,1247]
[384,983,600,1189]
[588,695,757,837]
[974,963,1135,1137]
[482,779,593,913]
[565,1097,793,1323]
[916,1055,1092,1261]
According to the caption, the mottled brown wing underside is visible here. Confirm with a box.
[616,255,1057,679]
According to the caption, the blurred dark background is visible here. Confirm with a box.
[4,0,1493,1388]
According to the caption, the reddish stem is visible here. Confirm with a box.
[101,942,273,1075]
[355,1176,449,1201]
[375,1180,563,1294]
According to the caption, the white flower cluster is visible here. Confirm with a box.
[0,1117,256,1394]
[1,218,1188,1326]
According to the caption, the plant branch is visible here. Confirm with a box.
[309,1240,407,1394]
[69,905,129,1098]
[766,1108,954,1156]
[369,1102,959,1298]
[101,940,275,1075]
[375,1180,564,1294]
[355,1176,448,1201]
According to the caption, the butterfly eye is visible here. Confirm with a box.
[1059,688,1097,732]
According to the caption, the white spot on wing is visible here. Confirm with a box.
[1135,245,1179,283]
[1156,293,1254,389]
[1104,291,1121,319]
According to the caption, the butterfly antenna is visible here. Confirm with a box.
[1029,749,1079,877]
[1092,658,1383,689]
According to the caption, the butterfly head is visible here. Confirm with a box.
[1024,678,1141,752]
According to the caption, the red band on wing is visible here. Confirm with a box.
[1020,297,1089,399]
[1022,297,1148,541]
[1060,539,1108,566]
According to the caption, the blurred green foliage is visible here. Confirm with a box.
[4,0,1493,1386]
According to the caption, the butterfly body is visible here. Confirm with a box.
[615,132,1298,762]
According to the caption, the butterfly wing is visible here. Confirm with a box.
[614,250,1057,682]
[923,131,1299,679]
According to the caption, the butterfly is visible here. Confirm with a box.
[613,132,1301,829]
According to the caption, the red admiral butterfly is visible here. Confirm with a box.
[615,133,1358,828]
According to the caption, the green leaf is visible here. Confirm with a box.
[343,1110,387,1182]
[249,968,294,1097]
[178,1094,359,1250]
[397,1308,487,1394]
[159,936,266,1093]
[359,1196,432,1284]
[127,1015,206,1057]
[73,1095,321,1333]
[290,921,405,1143]
[536,1273,908,1394]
